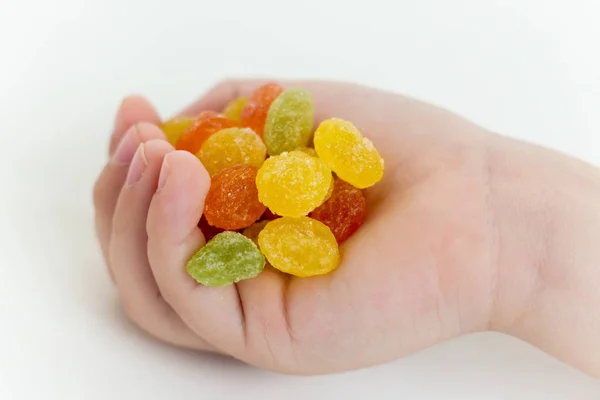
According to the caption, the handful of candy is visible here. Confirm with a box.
[160,82,384,287]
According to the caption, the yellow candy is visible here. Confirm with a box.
[160,116,196,146]
[222,96,249,121]
[313,118,384,189]
[258,217,340,277]
[198,127,267,176]
[256,151,333,218]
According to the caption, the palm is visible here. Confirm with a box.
[225,88,496,373]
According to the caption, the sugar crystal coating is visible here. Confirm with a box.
[258,217,340,277]
[256,151,333,218]
[204,165,266,230]
[186,231,265,286]
[310,178,366,243]
[313,118,384,189]
[223,96,249,121]
[263,89,314,155]
[176,111,238,154]
[160,116,195,146]
[198,127,267,176]
[240,82,284,137]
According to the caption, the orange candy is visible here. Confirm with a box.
[203,165,266,230]
[175,111,238,154]
[239,82,284,137]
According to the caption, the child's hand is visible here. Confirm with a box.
[93,80,600,376]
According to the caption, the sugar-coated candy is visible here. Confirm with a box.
[258,217,340,277]
[204,165,266,230]
[314,118,384,189]
[223,96,249,121]
[263,89,314,155]
[186,231,265,286]
[176,111,238,154]
[240,82,284,137]
[160,116,196,146]
[310,178,366,244]
[256,151,333,218]
[198,127,267,176]
[198,216,224,241]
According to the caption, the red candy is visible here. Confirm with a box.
[239,82,284,137]
[262,208,280,221]
[198,216,224,241]
[175,111,238,154]
[203,164,266,230]
[309,178,366,244]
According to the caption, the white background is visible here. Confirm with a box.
[1,0,599,398]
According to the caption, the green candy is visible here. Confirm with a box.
[263,88,314,156]
[186,231,265,286]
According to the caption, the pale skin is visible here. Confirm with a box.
[93,79,600,376]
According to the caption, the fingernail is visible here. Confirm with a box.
[125,144,147,187]
[112,125,140,165]
[157,156,170,191]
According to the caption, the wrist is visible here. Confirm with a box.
[487,135,600,375]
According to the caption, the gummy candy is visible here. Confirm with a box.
[313,118,384,189]
[203,165,266,230]
[160,116,196,146]
[198,215,224,241]
[256,151,333,218]
[310,178,366,244]
[263,89,314,155]
[239,82,284,137]
[198,127,267,176]
[258,217,340,277]
[186,231,265,286]
[222,96,249,121]
[175,111,238,154]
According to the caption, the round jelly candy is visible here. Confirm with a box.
[198,215,224,241]
[204,165,266,230]
[263,88,314,156]
[240,82,284,137]
[258,217,340,277]
[310,178,366,244]
[198,127,267,176]
[160,116,196,146]
[175,111,238,154]
[186,231,265,286]
[223,96,249,121]
[313,118,384,189]
[256,151,333,218]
